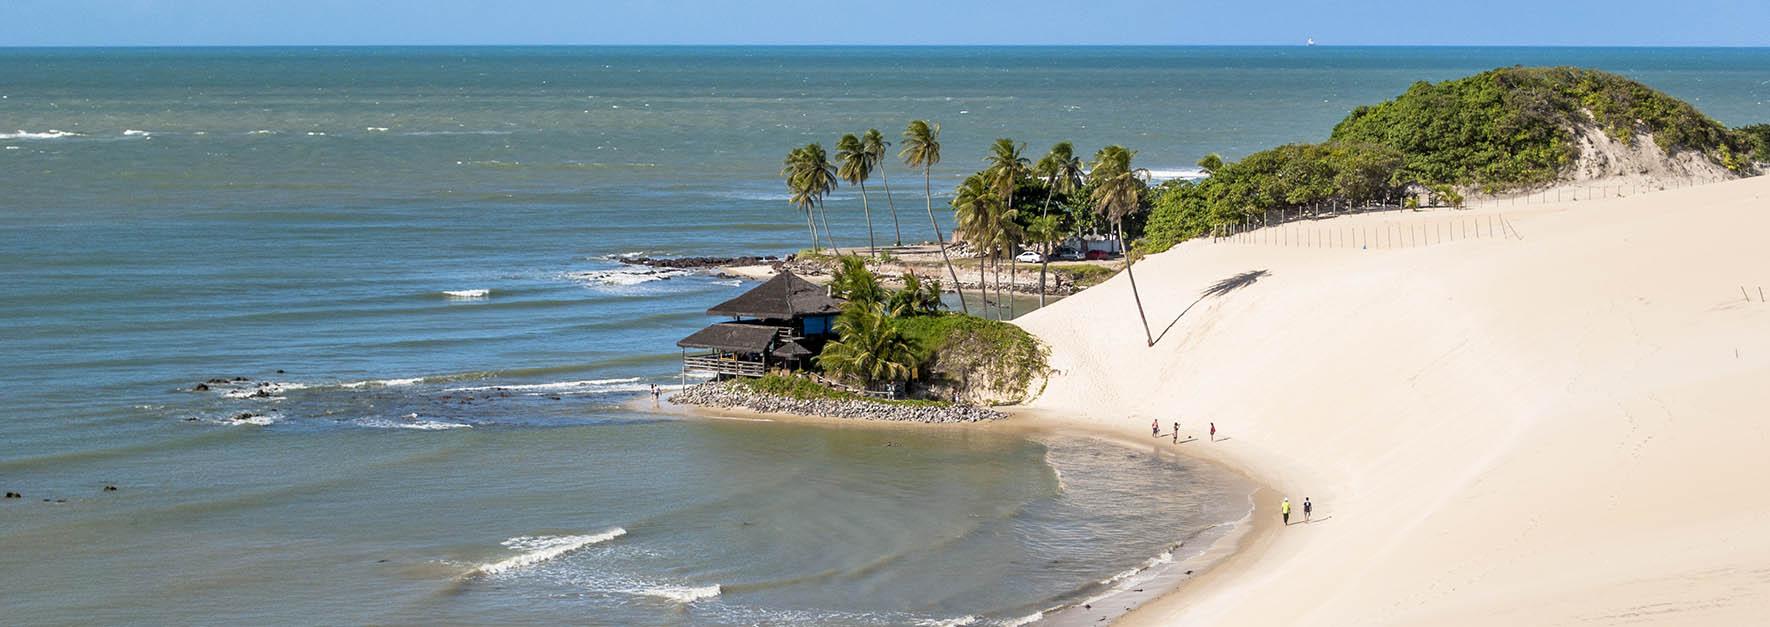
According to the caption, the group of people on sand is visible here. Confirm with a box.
[1151,418,1218,443]
[1146,418,1317,526]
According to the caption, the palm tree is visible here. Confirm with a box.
[829,255,885,306]
[1033,142,1085,307]
[984,139,1029,318]
[817,302,919,387]
[1026,213,1063,305]
[781,146,819,252]
[788,143,841,254]
[886,272,941,317]
[952,175,995,318]
[1089,145,1155,346]
[836,134,878,257]
[901,120,968,315]
[863,129,904,247]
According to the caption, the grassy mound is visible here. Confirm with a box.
[893,313,1049,404]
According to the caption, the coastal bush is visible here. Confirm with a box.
[893,313,1049,404]
[818,302,918,385]
[1332,66,1758,190]
[1740,124,1770,163]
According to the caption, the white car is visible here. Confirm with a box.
[1014,250,1045,263]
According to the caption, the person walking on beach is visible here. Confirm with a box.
[650,384,661,408]
[1281,497,1291,526]
[1152,418,1160,438]
[1210,422,1217,442]
[1172,421,1179,444]
[1304,497,1312,522]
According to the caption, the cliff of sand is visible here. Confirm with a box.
[1015,175,1770,625]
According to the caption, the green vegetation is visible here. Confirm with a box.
[781,143,840,253]
[900,120,971,315]
[1136,66,1765,254]
[892,312,1050,404]
[1332,66,1756,189]
[818,302,919,385]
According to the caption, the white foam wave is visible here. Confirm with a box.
[340,377,424,388]
[443,289,490,299]
[567,267,690,287]
[446,377,643,394]
[473,528,626,576]
[122,129,150,137]
[1,129,82,140]
[220,381,309,399]
[248,129,277,135]
[305,131,327,136]
[365,126,389,132]
[354,417,471,431]
[1001,611,1044,627]
[641,584,721,603]
[1146,168,1209,182]
[915,616,980,627]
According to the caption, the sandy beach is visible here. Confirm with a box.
[1015,176,1770,625]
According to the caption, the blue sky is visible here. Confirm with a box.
[4,0,1767,47]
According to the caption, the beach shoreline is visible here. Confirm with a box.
[641,396,1271,625]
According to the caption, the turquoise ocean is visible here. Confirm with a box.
[1,47,1765,625]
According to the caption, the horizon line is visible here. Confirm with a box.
[4,43,1769,50]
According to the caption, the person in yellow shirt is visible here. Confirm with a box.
[1281,497,1291,526]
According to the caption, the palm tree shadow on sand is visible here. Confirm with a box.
[1152,269,1270,346]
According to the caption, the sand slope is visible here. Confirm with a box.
[1016,175,1770,626]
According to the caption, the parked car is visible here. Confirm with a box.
[1084,249,1113,261]
[1014,250,1044,263]
[1055,247,1084,261]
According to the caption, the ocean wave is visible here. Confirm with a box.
[472,528,627,576]
[443,289,490,300]
[565,267,691,287]
[445,377,645,394]
[340,377,424,388]
[1,129,82,140]
[402,130,514,136]
[1146,167,1209,182]
[1000,610,1046,627]
[354,417,471,431]
[220,381,309,399]
[247,129,277,135]
[122,129,151,137]
[915,616,980,627]
[639,584,721,603]
[365,126,389,132]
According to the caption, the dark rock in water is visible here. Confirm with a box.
[193,383,209,392]
[102,485,118,492]
[233,412,256,421]
[4,492,19,499]
[276,369,285,374]
[182,417,198,422]
[548,395,562,401]
[207,378,229,384]
[251,389,272,398]
[233,376,250,382]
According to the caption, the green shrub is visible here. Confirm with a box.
[893,313,1049,401]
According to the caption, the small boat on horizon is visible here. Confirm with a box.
[1307,38,1317,46]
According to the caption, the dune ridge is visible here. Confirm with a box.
[1016,175,1770,625]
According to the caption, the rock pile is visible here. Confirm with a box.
[671,381,1003,423]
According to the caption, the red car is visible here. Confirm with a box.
[1084,249,1113,261]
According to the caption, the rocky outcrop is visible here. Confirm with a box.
[671,381,1003,423]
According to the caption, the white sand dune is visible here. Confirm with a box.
[1016,175,1770,626]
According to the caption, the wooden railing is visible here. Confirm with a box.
[683,353,766,377]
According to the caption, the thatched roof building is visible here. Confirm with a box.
[677,271,842,378]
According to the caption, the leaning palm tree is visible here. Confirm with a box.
[984,139,1030,318]
[790,143,842,254]
[781,146,819,252]
[863,129,904,247]
[901,120,968,315]
[1025,213,1063,308]
[1089,145,1155,346]
[836,134,878,257]
[1032,142,1085,307]
[817,302,919,387]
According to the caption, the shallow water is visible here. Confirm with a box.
[1,46,1764,624]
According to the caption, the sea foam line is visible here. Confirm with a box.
[445,377,643,393]
[1,129,82,140]
[639,584,722,603]
[471,528,627,576]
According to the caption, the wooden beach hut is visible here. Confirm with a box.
[676,271,842,378]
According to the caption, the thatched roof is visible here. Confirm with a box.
[707,271,841,319]
[771,339,813,359]
[677,322,780,353]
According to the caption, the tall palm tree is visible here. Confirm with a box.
[863,129,903,247]
[781,146,819,252]
[836,134,878,257]
[952,175,996,318]
[1089,145,1155,346]
[789,143,842,254]
[1032,142,1085,307]
[984,139,1029,318]
[901,120,968,315]
[1026,213,1063,306]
